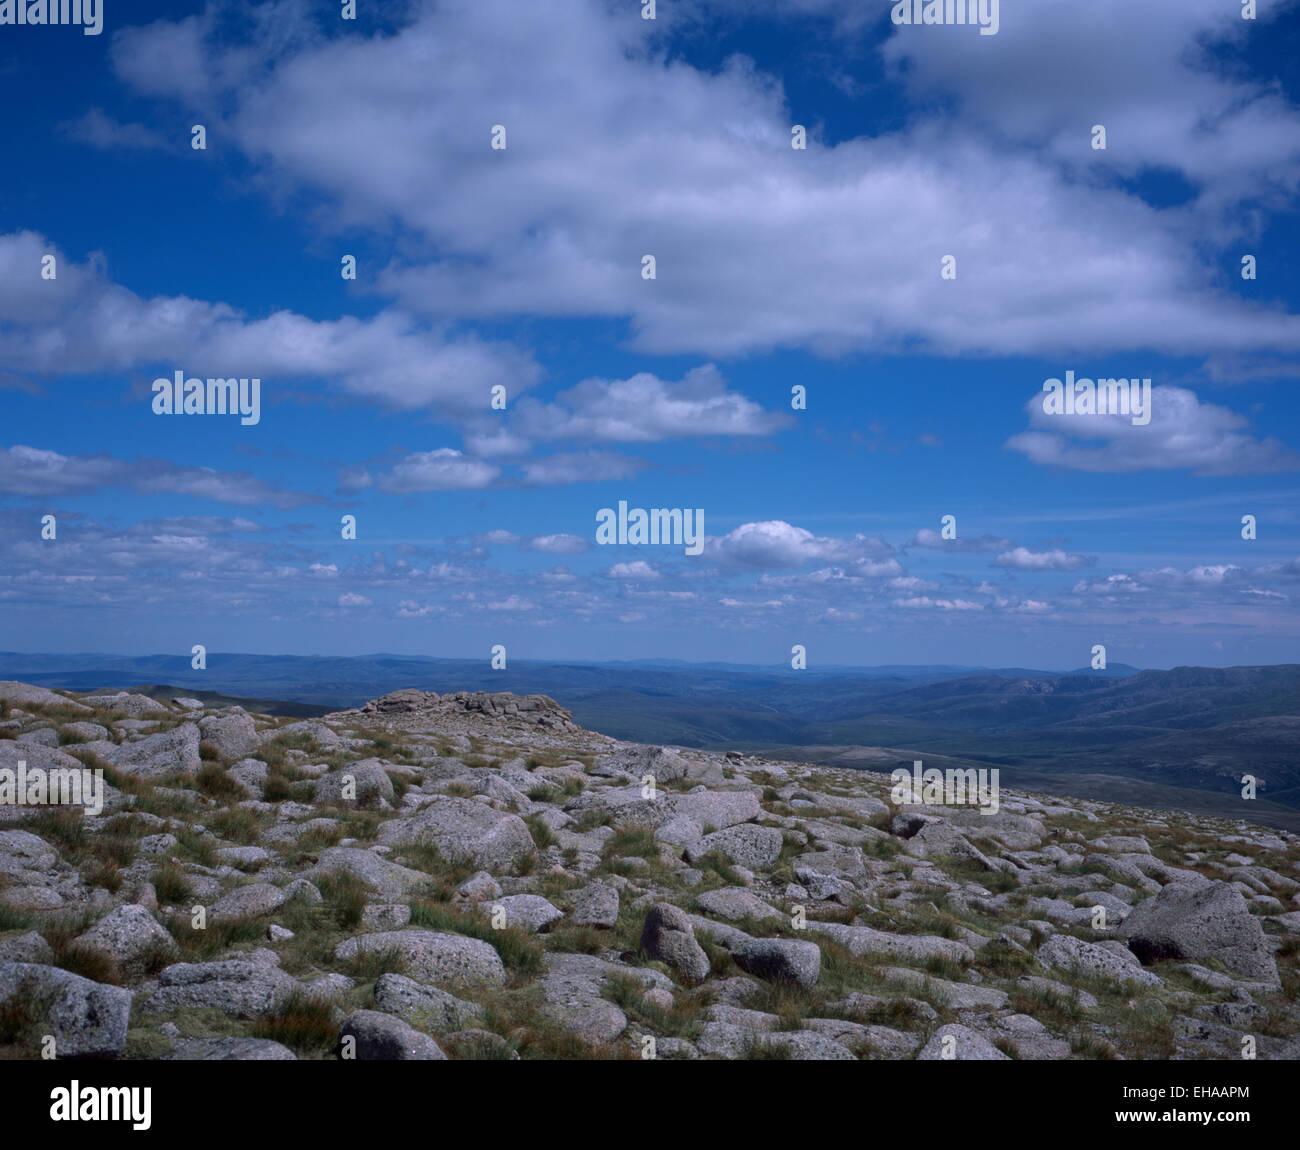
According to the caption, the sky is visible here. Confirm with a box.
[1,0,1299,670]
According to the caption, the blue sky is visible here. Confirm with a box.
[2,0,1299,669]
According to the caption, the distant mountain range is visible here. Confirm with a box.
[0,651,1142,702]
[2,652,1296,825]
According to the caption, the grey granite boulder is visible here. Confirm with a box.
[0,963,132,1057]
[375,797,535,870]
[1121,880,1279,984]
[640,903,710,983]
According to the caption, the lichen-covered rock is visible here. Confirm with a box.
[375,797,535,870]
[0,963,133,1057]
[1121,880,1279,984]
[333,930,507,987]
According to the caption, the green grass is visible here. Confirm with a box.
[313,869,373,930]
[602,972,707,1040]
[0,902,38,932]
[174,828,216,867]
[573,809,614,832]
[82,858,124,893]
[262,772,293,802]
[692,850,744,886]
[152,862,193,906]
[163,912,267,961]
[206,807,261,845]
[250,991,337,1056]
[40,916,127,985]
[602,827,659,860]
[524,814,556,850]
[337,944,409,983]
[196,763,245,801]
[408,901,543,977]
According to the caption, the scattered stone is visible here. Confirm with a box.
[917,1023,1012,1061]
[199,710,260,760]
[0,963,133,1057]
[340,1010,447,1060]
[314,760,396,809]
[210,883,288,921]
[1121,880,1279,984]
[334,930,507,987]
[372,973,485,1032]
[361,903,412,930]
[1038,934,1164,988]
[695,888,782,923]
[376,797,536,870]
[733,938,821,988]
[168,1037,297,1060]
[0,931,54,964]
[568,881,620,927]
[72,904,178,981]
[488,894,563,933]
[143,959,299,1019]
[640,903,711,983]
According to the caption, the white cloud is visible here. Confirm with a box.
[1007,386,1300,476]
[106,1,1300,361]
[63,108,170,151]
[892,596,982,611]
[522,533,589,555]
[607,561,660,580]
[0,231,538,415]
[907,528,1011,553]
[520,451,645,486]
[395,599,436,618]
[511,366,789,442]
[994,547,1094,572]
[486,595,534,610]
[707,521,894,569]
[880,0,1300,213]
[0,443,315,508]
[360,449,501,494]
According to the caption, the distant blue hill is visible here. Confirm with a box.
[2,652,1296,815]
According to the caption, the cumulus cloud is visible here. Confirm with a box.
[105,1,1300,360]
[906,528,1012,553]
[522,533,589,555]
[1006,386,1300,476]
[0,231,538,415]
[706,521,894,569]
[344,449,501,494]
[880,0,1300,214]
[1072,564,1265,596]
[607,561,660,580]
[994,547,1095,572]
[511,366,790,443]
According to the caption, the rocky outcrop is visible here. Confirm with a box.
[339,690,579,733]
[0,679,1296,1063]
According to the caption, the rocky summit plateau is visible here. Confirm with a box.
[0,678,1297,1062]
